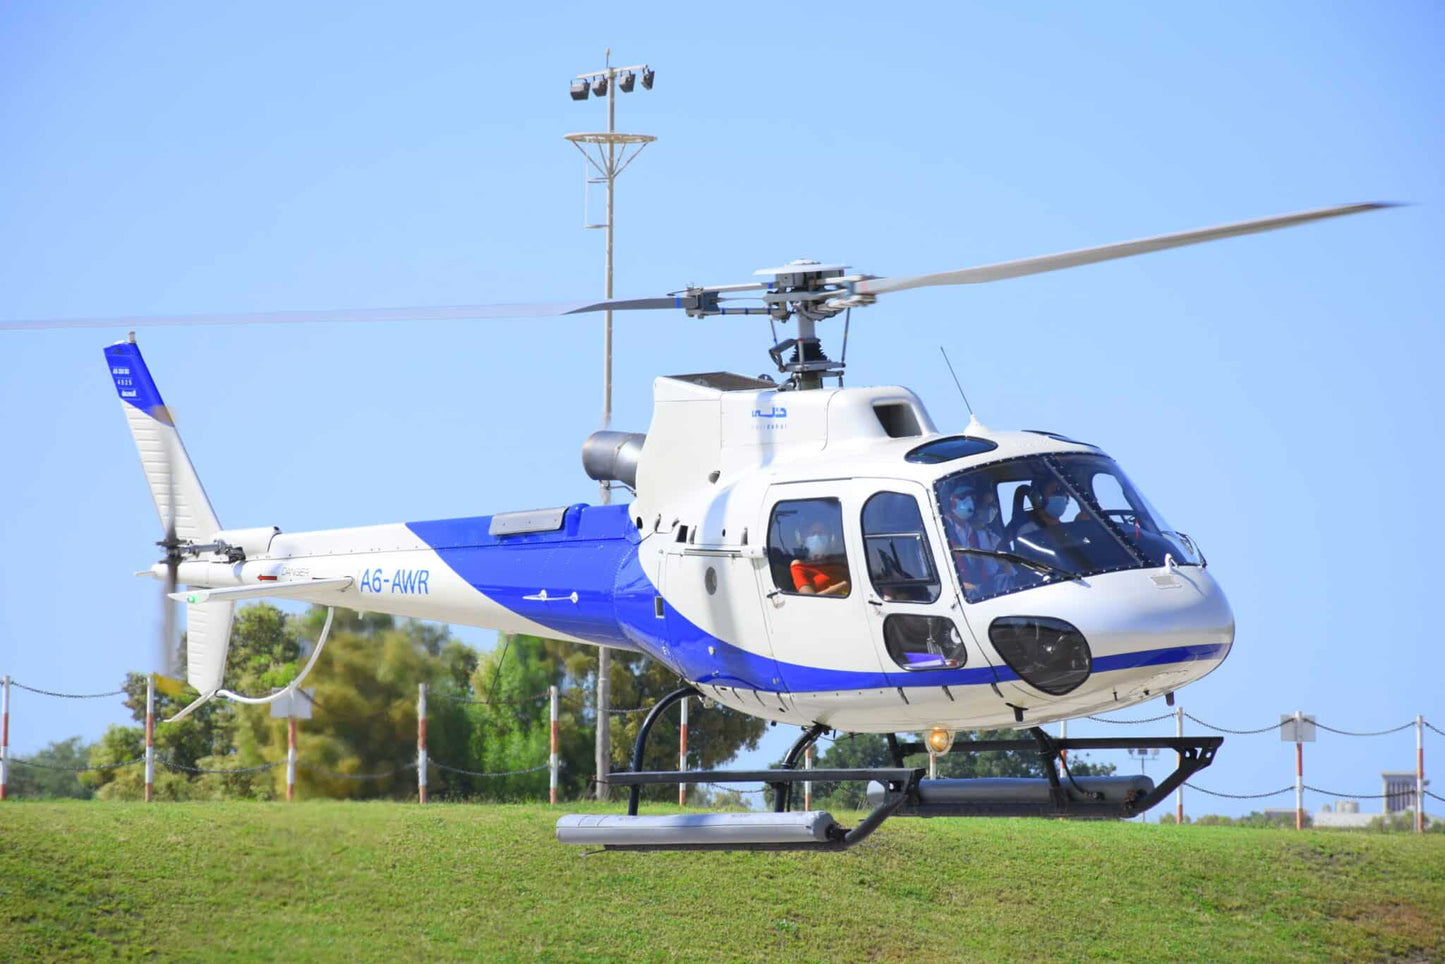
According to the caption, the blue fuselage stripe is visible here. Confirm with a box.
[406,505,1229,696]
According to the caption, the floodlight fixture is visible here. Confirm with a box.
[592,76,608,97]
[641,67,655,90]
[570,79,590,101]
[618,70,635,93]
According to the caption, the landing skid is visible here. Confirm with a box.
[557,685,1223,852]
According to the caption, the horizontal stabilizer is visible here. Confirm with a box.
[170,576,354,604]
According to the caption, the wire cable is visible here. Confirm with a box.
[10,681,127,699]
[1312,720,1415,737]
[297,761,414,781]
[1183,713,1283,735]
[158,756,284,775]
[428,759,550,778]
[1185,783,1293,799]
[10,754,145,771]
[1086,712,1176,725]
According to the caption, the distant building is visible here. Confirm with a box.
[1308,771,1434,829]
[1381,771,1422,813]
[1314,800,1374,829]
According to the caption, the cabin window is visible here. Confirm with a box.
[767,498,851,598]
[884,614,967,671]
[905,435,998,464]
[874,402,923,438]
[861,492,940,603]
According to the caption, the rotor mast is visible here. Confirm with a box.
[567,50,656,802]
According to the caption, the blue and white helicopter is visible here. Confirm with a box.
[9,201,1387,850]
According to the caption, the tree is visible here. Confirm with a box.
[6,737,93,799]
[466,634,768,802]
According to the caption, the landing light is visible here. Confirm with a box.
[926,727,954,754]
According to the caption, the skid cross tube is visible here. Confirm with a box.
[626,684,698,816]
[875,733,1223,819]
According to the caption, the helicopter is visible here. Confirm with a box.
[8,200,1388,850]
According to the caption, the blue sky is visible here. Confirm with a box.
[2,2,1441,816]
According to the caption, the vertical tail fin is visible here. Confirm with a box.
[103,335,221,544]
[104,334,232,705]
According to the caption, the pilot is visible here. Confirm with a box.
[790,519,850,596]
[1014,475,1072,539]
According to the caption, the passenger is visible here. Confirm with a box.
[946,484,1001,596]
[790,519,850,596]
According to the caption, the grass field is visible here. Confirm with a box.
[3,801,1443,961]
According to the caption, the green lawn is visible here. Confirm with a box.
[2,801,1442,961]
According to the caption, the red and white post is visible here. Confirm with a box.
[677,694,688,807]
[286,712,298,802]
[1,674,10,801]
[549,685,559,806]
[1417,715,1426,835]
[417,682,428,805]
[1175,704,1185,824]
[1294,710,1304,831]
[803,744,813,811]
[144,675,155,803]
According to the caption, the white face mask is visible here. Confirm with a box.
[1043,495,1069,518]
[803,533,828,557]
[953,496,976,521]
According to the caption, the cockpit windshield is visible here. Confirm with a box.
[936,453,1202,603]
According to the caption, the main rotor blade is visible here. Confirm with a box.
[856,202,1395,297]
[0,298,679,332]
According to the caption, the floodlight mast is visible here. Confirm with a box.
[567,49,655,802]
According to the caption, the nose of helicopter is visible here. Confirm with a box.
[1078,565,1235,695]
[982,565,1234,708]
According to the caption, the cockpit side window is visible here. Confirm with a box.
[861,492,940,603]
[767,498,851,598]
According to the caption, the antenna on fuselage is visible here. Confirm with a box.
[939,346,974,418]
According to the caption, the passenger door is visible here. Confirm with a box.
[853,481,997,683]
[756,483,890,696]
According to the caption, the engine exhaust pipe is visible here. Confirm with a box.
[582,431,645,489]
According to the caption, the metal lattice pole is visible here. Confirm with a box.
[566,52,655,803]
